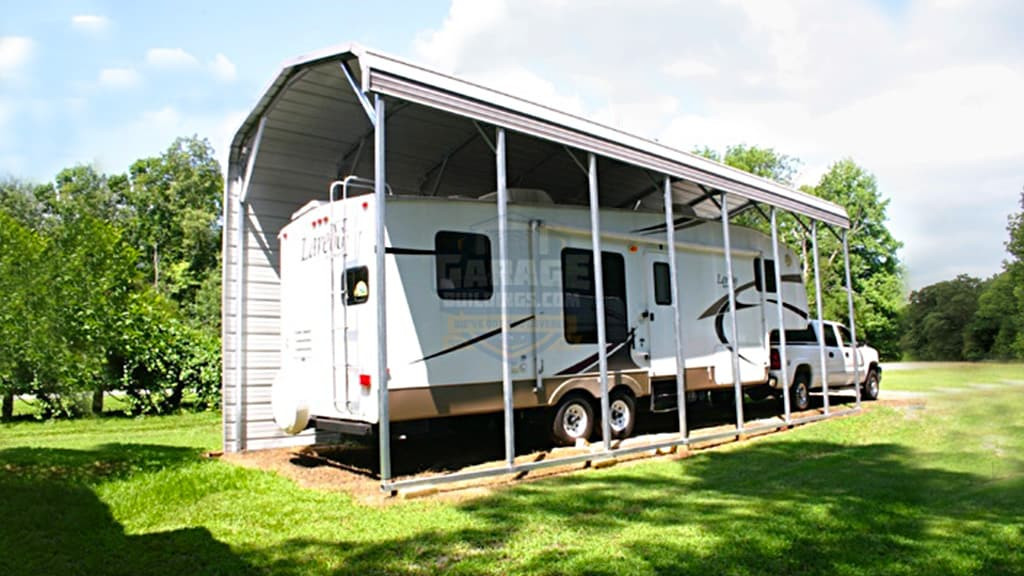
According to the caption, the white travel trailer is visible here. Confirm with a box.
[271,186,809,445]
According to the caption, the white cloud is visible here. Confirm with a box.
[664,58,718,79]
[98,67,140,88]
[146,48,199,68]
[208,53,237,82]
[80,106,247,177]
[413,0,1024,288]
[0,36,32,81]
[71,14,109,33]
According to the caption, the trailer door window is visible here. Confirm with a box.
[561,248,628,344]
[754,258,778,292]
[344,266,369,305]
[653,262,672,305]
[435,231,493,300]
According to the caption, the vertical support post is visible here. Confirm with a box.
[770,208,792,424]
[232,115,266,453]
[811,220,829,415]
[588,153,611,452]
[663,176,688,438]
[232,186,247,451]
[374,95,392,484]
[720,193,745,433]
[496,128,515,468]
[843,230,862,409]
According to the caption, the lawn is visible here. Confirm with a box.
[1,364,1021,575]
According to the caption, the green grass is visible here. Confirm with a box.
[884,362,1023,392]
[1,365,1022,575]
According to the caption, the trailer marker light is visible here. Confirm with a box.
[362,201,368,210]
[359,374,371,389]
[629,245,638,253]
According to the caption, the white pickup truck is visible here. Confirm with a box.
[767,320,882,411]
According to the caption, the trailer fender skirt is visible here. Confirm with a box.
[271,369,310,435]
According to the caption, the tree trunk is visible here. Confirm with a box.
[92,389,104,414]
[1,393,13,420]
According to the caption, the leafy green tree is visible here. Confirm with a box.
[901,275,983,360]
[123,136,223,327]
[967,189,1024,359]
[964,271,1019,359]
[808,160,904,359]
[0,208,45,419]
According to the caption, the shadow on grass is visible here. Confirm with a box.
[247,439,1024,575]
[302,395,861,480]
[0,444,253,576]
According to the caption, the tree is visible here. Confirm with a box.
[123,136,223,327]
[966,188,1024,359]
[0,208,44,419]
[901,275,983,360]
[807,159,904,359]
[964,271,1019,359]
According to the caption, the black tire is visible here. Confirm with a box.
[605,389,637,440]
[790,374,811,412]
[862,368,880,401]
[551,394,595,446]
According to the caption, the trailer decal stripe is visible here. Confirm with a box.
[385,247,436,256]
[555,329,637,376]
[412,315,535,363]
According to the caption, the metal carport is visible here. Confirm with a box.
[223,43,860,491]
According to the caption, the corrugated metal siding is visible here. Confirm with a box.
[222,64,368,452]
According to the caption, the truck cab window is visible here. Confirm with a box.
[824,325,839,347]
[838,325,853,346]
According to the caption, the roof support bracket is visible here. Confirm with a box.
[564,146,588,177]
[473,121,496,153]
[339,60,376,127]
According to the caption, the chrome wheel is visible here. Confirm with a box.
[561,403,590,439]
[609,398,632,433]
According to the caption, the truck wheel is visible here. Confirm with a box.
[551,394,595,446]
[790,375,811,412]
[606,389,636,440]
[862,369,880,401]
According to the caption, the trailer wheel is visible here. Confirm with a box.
[790,374,811,412]
[551,394,595,446]
[862,369,880,401]
[607,389,636,439]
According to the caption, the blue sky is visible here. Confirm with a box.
[2,1,1022,289]
[1,1,447,179]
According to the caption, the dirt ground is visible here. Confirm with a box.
[223,393,889,506]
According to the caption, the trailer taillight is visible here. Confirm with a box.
[359,374,371,389]
[770,349,781,370]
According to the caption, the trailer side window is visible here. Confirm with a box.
[653,262,672,305]
[344,266,369,305]
[754,258,778,292]
[435,231,493,300]
[561,248,628,344]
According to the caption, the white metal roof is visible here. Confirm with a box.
[229,43,849,228]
